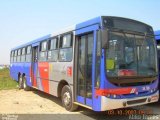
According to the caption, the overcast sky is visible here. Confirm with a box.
[0,0,160,64]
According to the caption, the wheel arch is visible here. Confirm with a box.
[57,80,70,97]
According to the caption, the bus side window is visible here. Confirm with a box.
[26,46,32,62]
[59,33,73,62]
[48,38,58,61]
[17,49,21,62]
[14,50,17,62]
[39,41,47,61]
[11,51,14,63]
[21,47,26,62]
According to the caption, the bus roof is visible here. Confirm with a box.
[11,34,51,50]
[154,30,160,40]
[11,16,153,51]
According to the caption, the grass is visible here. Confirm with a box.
[0,68,18,90]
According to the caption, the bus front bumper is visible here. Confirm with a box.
[101,90,159,111]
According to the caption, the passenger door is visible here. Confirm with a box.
[76,33,94,107]
[31,46,38,87]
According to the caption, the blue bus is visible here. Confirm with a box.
[10,16,159,111]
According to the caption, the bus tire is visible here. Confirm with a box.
[23,76,31,91]
[18,75,23,89]
[61,85,78,111]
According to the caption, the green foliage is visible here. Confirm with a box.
[0,68,18,90]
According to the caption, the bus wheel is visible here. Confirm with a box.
[23,76,31,91]
[61,85,78,111]
[18,75,23,89]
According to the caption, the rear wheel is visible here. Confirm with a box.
[61,85,78,111]
[23,76,31,91]
[18,75,23,89]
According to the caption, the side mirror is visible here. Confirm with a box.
[98,30,109,49]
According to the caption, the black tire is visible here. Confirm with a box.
[61,85,78,111]
[23,76,31,91]
[18,75,23,89]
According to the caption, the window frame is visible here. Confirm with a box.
[17,49,21,56]
[59,32,73,62]
[21,47,26,62]
[39,40,48,62]
[10,50,14,62]
[48,37,59,50]
[21,47,26,55]
[47,37,59,62]
[26,46,31,55]
[14,50,18,62]
[40,41,48,52]
[25,45,32,62]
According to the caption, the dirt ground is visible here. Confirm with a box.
[0,89,72,114]
[0,89,159,120]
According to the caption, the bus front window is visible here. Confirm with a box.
[106,31,157,78]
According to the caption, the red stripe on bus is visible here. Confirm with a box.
[95,87,137,96]
[38,62,49,93]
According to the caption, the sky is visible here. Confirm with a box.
[0,0,160,64]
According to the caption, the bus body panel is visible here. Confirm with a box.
[10,62,31,82]
[37,62,49,93]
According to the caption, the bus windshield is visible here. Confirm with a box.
[106,31,158,77]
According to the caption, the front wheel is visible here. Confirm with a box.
[61,85,78,111]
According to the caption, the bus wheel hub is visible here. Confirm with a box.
[63,92,70,106]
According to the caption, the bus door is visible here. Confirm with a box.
[75,24,100,109]
[31,46,38,87]
[76,32,94,107]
